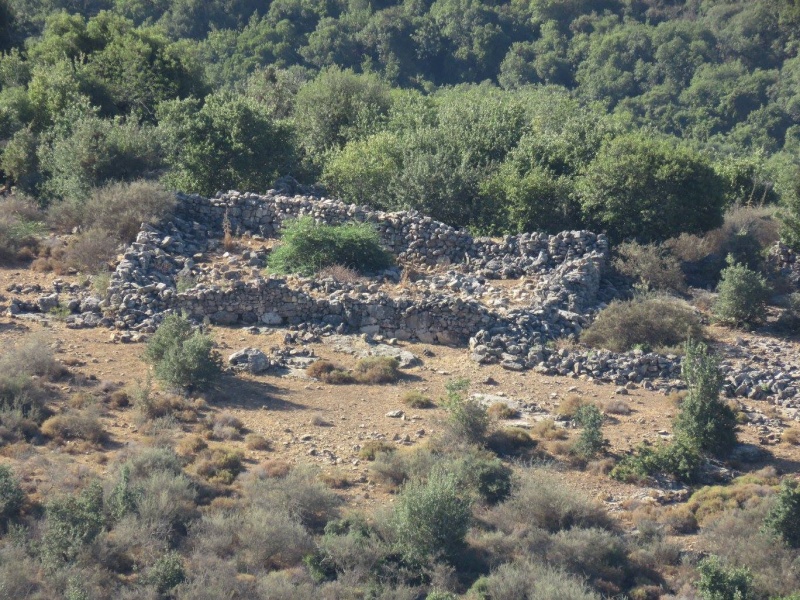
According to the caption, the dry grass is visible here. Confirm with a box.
[317,264,360,283]
[306,360,355,384]
[0,332,67,380]
[487,402,519,420]
[319,469,351,489]
[401,390,434,408]
[782,427,800,445]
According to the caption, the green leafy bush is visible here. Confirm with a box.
[713,257,771,327]
[143,314,221,391]
[267,217,393,276]
[674,340,737,457]
[391,469,471,565]
[610,439,702,484]
[41,482,105,567]
[696,555,753,600]
[763,479,800,548]
[572,404,607,460]
[0,465,24,528]
[581,295,703,353]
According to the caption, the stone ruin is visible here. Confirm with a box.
[5,189,800,412]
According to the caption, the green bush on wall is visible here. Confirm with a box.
[268,217,394,276]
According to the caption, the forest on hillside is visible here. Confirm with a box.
[0,0,799,245]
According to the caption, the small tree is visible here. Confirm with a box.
[144,314,221,391]
[763,478,800,548]
[573,404,607,459]
[713,256,770,327]
[674,340,737,457]
[391,469,472,565]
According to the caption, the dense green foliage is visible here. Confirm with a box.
[143,313,221,390]
[572,404,606,459]
[267,217,393,275]
[0,0,799,245]
[674,339,737,458]
[764,479,800,549]
[696,556,753,600]
[713,257,771,327]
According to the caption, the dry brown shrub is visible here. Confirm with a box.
[210,412,244,440]
[254,458,293,479]
[64,227,118,273]
[353,356,400,384]
[613,241,686,293]
[0,333,67,380]
[556,395,589,419]
[319,469,350,489]
[306,360,355,384]
[782,427,800,445]
[604,399,631,415]
[660,504,699,535]
[317,264,360,283]
[587,458,616,475]
[531,418,569,440]
[245,433,271,450]
[487,402,519,420]
[401,390,433,408]
[486,427,537,457]
[50,180,176,243]
[358,440,395,461]
[177,435,208,457]
[41,410,106,444]
[195,447,244,485]
[310,414,331,426]
[664,232,713,263]
[107,390,130,408]
[581,295,703,353]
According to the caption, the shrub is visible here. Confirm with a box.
[548,527,630,590]
[713,257,770,327]
[441,378,489,447]
[572,405,607,460]
[450,449,513,504]
[556,395,590,419]
[249,466,341,531]
[0,465,24,528]
[696,556,752,600]
[763,479,800,548]
[0,332,65,379]
[401,391,434,409]
[776,293,800,333]
[487,469,613,534]
[306,360,355,384]
[370,447,438,488]
[604,399,631,415]
[317,264,360,283]
[674,340,737,457]
[359,440,395,461]
[145,552,185,595]
[62,227,119,273]
[582,295,703,352]
[391,469,472,564]
[487,402,519,420]
[531,419,569,441]
[474,559,601,600]
[0,200,43,263]
[486,427,538,457]
[354,356,400,384]
[613,241,686,293]
[144,314,221,391]
[41,482,105,566]
[244,433,271,451]
[41,410,106,444]
[611,439,702,484]
[195,448,244,485]
[267,217,393,276]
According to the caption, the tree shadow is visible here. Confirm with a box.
[207,375,307,412]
